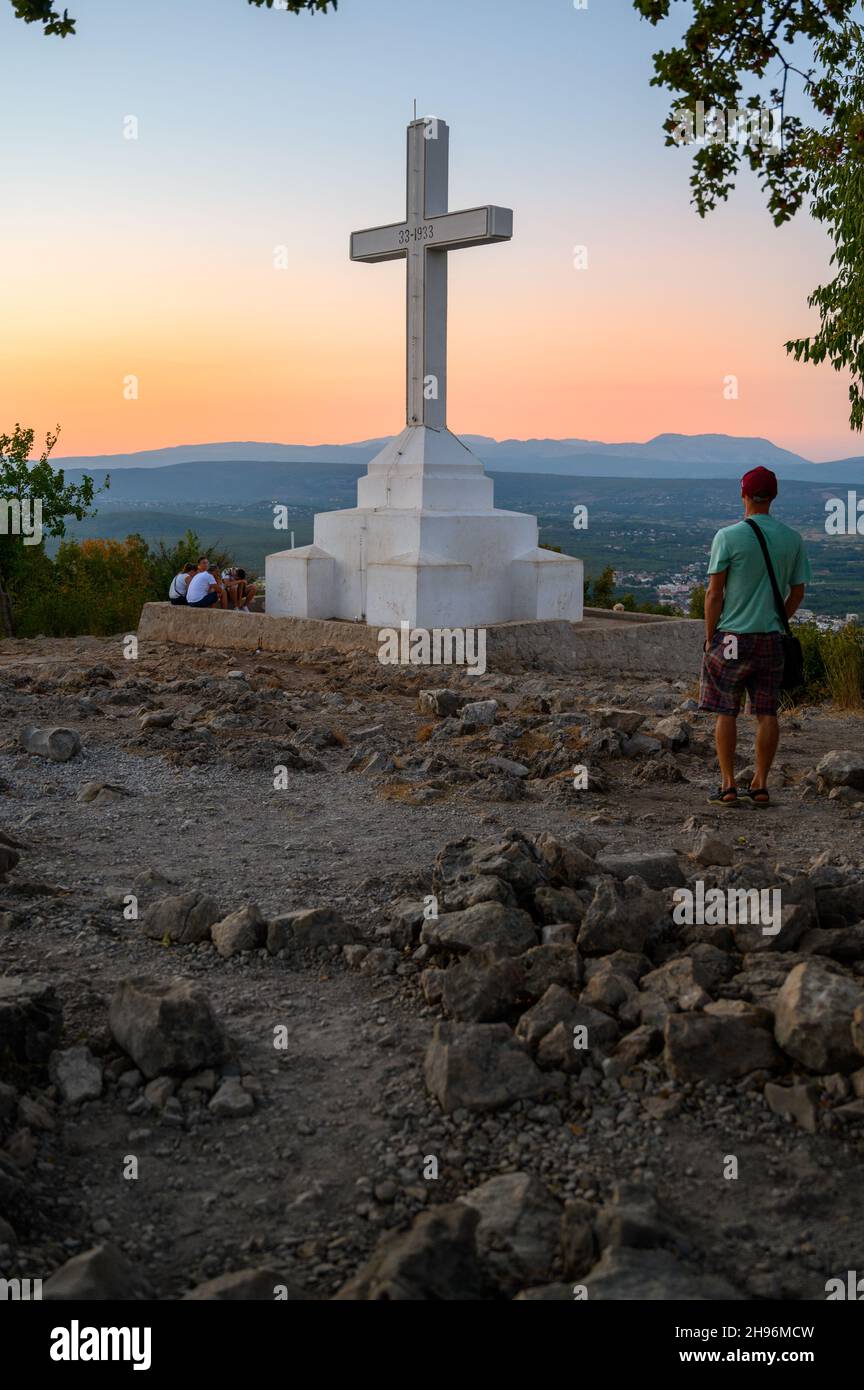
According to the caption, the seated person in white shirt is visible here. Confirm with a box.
[186,557,226,609]
[168,563,195,605]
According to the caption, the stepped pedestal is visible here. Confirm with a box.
[266,426,583,628]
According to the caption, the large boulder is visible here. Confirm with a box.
[774,962,864,1073]
[424,1022,554,1113]
[0,977,62,1069]
[108,976,231,1079]
[19,725,81,762]
[460,1172,562,1293]
[815,750,864,790]
[640,958,713,1012]
[763,1081,820,1134]
[211,905,266,958]
[596,709,645,735]
[581,1247,743,1300]
[578,879,666,955]
[799,925,864,963]
[418,689,466,718]
[267,907,356,953]
[515,984,618,1053]
[142,893,222,945]
[594,1183,679,1252]
[43,1243,151,1300]
[441,876,517,912]
[521,944,584,1000]
[48,1046,103,1105]
[434,832,546,897]
[334,1204,488,1300]
[532,885,587,926]
[653,716,690,751]
[421,902,537,956]
[581,961,639,1014]
[730,901,812,955]
[132,867,181,903]
[534,832,598,886]
[691,830,733,867]
[815,882,864,930]
[597,850,685,890]
[664,1011,780,1082]
[723,951,810,1010]
[459,699,498,730]
[440,949,524,1023]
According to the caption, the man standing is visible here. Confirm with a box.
[699,466,811,806]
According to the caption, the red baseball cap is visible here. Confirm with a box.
[741,466,778,499]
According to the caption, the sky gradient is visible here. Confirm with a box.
[0,0,855,461]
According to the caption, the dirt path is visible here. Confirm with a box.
[1,635,863,1298]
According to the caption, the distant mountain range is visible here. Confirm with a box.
[52,433,864,483]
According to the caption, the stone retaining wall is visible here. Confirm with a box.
[137,602,704,678]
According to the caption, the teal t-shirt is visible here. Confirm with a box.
[707,514,812,634]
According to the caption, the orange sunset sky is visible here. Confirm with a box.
[1,0,855,463]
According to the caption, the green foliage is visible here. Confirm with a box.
[10,1,74,36]
[8,529,240,639]
[689,583,706,618]
[0,424,101,636]
[143,529,235,609]
[0,424,97,539]
[247,0,337,11]
[14,536,152,638]
[633,2,864,431]
[11,0,336,36]
[786,24,864,431]
[793,621,864,708]
[589,565,616,607]
[585,564,678,615]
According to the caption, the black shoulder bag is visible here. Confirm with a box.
[744,518,805,691]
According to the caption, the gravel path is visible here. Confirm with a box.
[1,633,863,1299]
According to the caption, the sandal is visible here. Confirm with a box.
[742,786,771,807]
[708,785,739,806]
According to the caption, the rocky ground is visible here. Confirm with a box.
[1,631,863,1301]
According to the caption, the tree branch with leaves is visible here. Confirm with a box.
[0,425,100,637]
[634,1,864,431]
[9,0,337,37]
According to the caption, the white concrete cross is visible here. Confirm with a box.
[350,117,513,432]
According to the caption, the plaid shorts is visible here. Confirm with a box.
[699,631,784,717]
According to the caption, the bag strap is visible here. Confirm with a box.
[744,518,791,636]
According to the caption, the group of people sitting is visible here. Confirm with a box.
[168,556,258,611]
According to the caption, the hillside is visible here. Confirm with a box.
[2,629,863,1300]
[53,433,864,483]
[54,469,864,616]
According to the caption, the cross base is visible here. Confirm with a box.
[265,428,584,628]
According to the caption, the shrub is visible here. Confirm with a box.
[7,530,239,639]
[790,622,864,709]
